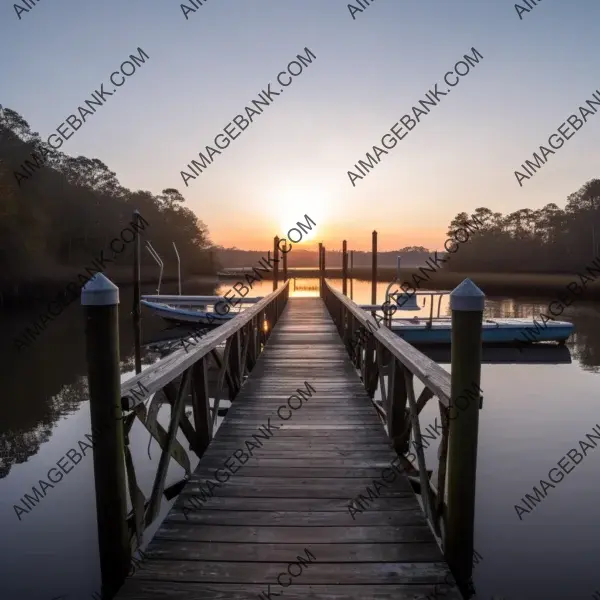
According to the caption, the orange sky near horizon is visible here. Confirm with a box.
[207,190,447,252]
[212,226,445,253]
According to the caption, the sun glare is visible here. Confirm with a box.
[276,189,326,244]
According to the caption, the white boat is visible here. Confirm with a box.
[141,295,263,324]
[139,245,263,325]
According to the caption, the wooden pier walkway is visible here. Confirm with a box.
[115,297,462,599]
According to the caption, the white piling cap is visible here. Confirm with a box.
[81,273,120,306]
[450,278,485,311]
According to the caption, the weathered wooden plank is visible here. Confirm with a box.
[179,481,412,498]
[190,466,398,478]
[193,459,401,469]
[160,496,418,511]
[153,524,434,544]
[165,508,427,526]
[123,560,455,584]
[143,541,442,562]
[117,582,462,599]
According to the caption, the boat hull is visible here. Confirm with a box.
[390,317,573,345]
[141,300,233,324]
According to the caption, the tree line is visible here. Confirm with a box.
[0,106,215,299]
[445,179,600,274]
[215,246,433,269]
[2,105,597,293]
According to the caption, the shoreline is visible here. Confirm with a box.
[0,269,218,309]
[219,267,600,299]
[4,268,600,306]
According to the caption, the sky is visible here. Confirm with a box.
[1,0,600,251]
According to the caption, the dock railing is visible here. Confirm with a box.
[322,278,484,593]
[82,275,290,599]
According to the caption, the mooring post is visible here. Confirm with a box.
[445,278,484,592]
[322,245,326,290]
[82,274,130,599]
[318,242,323,297]
[273,236,280,292]
[371,231,378,320]
[371,231,377,305]
[282,239,288,281]
[132,210,142,374]
[342,240,348,296]
[350,250,354,300]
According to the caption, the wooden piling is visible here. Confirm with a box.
[132,210,142,374]
[273,236,279,292]
[322,245,326,288]
[342,240,348,296]
[371,231,377,305]
[191,358,212,456]
[445,278,484,591]
[350,251,354,300]
[388,359,409,454]
[318,242,324,297]
[82,274,130,599]
[282,240,288,281]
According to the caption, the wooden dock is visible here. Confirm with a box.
[114,297,463,599]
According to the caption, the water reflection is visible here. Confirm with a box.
[0,275,599,600]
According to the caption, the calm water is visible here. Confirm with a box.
[1,276,599,600]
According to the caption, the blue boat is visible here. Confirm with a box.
[389,315,573,345]
[359,289,574,346]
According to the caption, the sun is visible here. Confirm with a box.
[276,189,326,244]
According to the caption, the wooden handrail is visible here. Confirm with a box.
[84,276,290,596]
[324,281,451,407]
[322,277,484,593]
[122,281,290,409]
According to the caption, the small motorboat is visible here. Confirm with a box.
[389,314,573,345]
[141,295,263,325]
[361,285,574,346]
[139,243,263,325]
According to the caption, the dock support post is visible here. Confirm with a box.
[283,239,288,281]
[318,242,323,297]
[273,237,280,292]
[388,359,409,454]
[371,231,377,306]
[191,358,212,456]
[82,274,130,600]
[322,245,326,290]
[132,210,142,375]
[342,240,348,296]
[445,278,484,593]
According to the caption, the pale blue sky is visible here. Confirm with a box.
[1,0,599,250]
